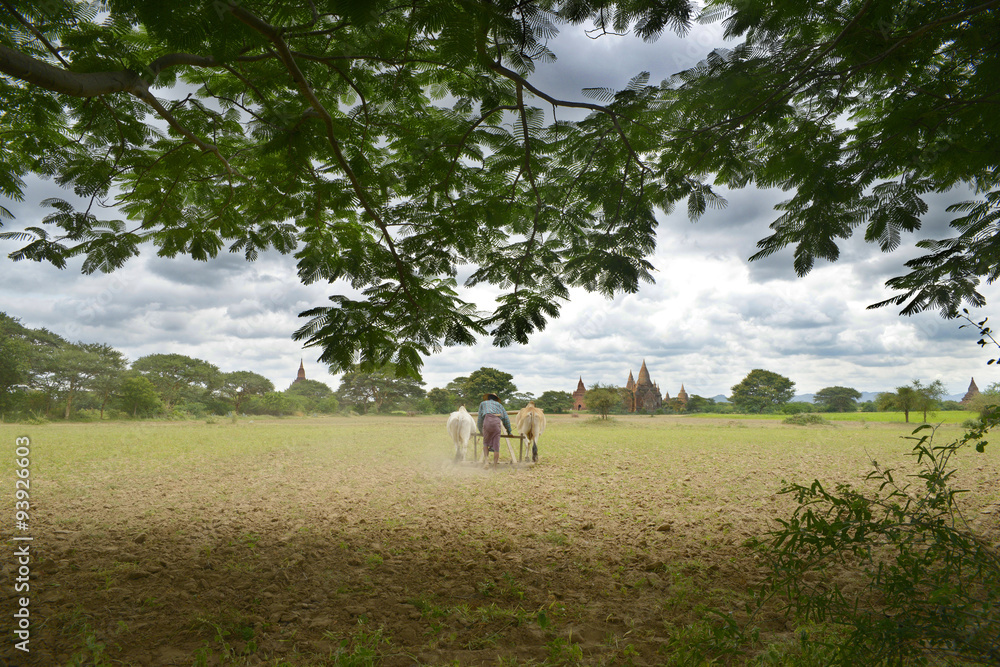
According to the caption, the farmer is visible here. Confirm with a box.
[477,392,512,467]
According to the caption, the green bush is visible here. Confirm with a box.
[781,413,830,426]
[72,409,103,422]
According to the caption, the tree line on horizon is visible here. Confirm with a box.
[1,312,982,423]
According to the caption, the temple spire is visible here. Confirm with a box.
[962,377,980,404]
[637,359,652,386]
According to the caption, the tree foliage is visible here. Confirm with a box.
[218,370,274,413]
[877,379,944,423]
[876,385,920,423]
[34,341,109,418]
[461,367,518,405]
[534,390,573,414]
[813,386,862,413]
[284,378,332,400]
[283,378,338,413]
[913,379,946,422]
[335,365,425,413]
[586,383,625,420]
[667,0,1000,318]
[85,342,128,418]
[116,375,162,417]
[730,369,795,414]
[131,353,220,410]
[684,394,722,413]
[2,1,997,372]
[426,387,459,414]
[0,313,33,412]
[0,0,704,377]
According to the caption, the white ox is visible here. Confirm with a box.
[515,402,546,462]
[446,405,476,462]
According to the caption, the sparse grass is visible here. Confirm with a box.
[322,619,390,665]
[542,530,569,545]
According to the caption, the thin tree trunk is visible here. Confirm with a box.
[64,383,74,419]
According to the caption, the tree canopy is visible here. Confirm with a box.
[131,353,220,410]
[730,369,795,414]
[335,365,425,413]
[876,385,920,423]
[666,0,1000,318]
[1,0,997,375]
[534,390,573,414]
[813,386,862,413]
[0,0,700,377]
[463,367,518,405]
[218,370,274,413]
[586,383,624,420]
[876,379,946,423]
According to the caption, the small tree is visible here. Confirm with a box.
[426,387,459,414]
[36,342,105,419]
[913,379,946,423]
[116,376,162,418]
[877,382,931,423]
[813,386,862,412]
[285,378,333,400]
[0,313,33,416]
[462,368,518,405]
[285,378,336,413]
[685,395,719,414]
[665,397,687,413]
[132,354,220,411]
[261,392,291,416]
[750,419,1000,664]
[587,384,624,421]
[535,390,573,414]
[219,371,274,413]
[336,366,425,414]
[86,343,128,419]
[730,369,796,414]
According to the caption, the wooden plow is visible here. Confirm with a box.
[469,432,533,465]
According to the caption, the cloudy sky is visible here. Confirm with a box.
[1,13,996,401]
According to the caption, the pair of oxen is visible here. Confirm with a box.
[446,403,545,464]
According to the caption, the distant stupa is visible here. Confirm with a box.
[572,377,587,411]
[293,359,306,385]
[961,377,980,405]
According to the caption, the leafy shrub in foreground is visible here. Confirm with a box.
[749,411,1000,665]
